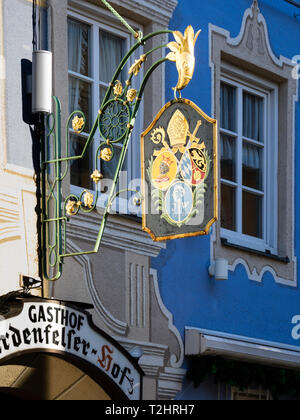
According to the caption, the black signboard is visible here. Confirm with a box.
[141,98,218,241]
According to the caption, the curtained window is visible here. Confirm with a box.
[68,17,127,189]
[220,81,265,242]
[68,18,92,189]
[98,30,126,181]
[221,83,236,132]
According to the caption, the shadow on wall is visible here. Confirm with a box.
[21,58,44,286]
[0,353,111,400]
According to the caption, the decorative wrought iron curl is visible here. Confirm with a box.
[41,29,174,281]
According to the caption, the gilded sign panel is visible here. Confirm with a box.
[141,98,218,241]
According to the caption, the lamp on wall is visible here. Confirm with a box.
[32,50,52,114]
[208,258,228,281]
[129,346,144,361]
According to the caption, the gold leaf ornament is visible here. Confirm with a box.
[66,199,80,216]
[166,26,201,91]
[72,115,85,133]
[113,80,123,97]
[150,127,166,145]
[126,89,137,102]
[128,54,147,76]
[83,191,94,209]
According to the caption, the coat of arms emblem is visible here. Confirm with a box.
[141,98,218,241]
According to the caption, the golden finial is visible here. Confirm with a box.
[166,26,201,91]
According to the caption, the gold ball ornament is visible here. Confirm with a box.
[90,170,103,184]
[72,115,85,133]
[100,147,113,162]
[126,89,137,102]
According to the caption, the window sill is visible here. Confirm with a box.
[221,237,290,263]
[66,208,164,258]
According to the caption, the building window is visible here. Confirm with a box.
[68,17,93,189]
[210,2,297,284]
[67,13,142,212]
[220,74,278,253]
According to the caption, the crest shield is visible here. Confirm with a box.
[141,98,218,241]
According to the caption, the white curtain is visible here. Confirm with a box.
[68,18,90,113]
[243,93,263,171]
[99,30,125,84]
[68,18,91,184]
[221,134,234,162]
[221,83,236,132]
[243,92,263,142]
[221,85,264,171]
[68,19,85,74]
[243,142,261,170]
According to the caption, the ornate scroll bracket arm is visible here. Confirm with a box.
[40,26,200,282]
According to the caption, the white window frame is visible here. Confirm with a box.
[68,8,144,215]
[220,66,278,254]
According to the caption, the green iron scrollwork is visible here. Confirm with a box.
[41,27,173,281]
[41,0,201,282]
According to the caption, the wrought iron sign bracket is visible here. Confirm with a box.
[40,0,205,282]
[41,29,177,281]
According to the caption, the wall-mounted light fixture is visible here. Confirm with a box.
[129,346,144,361]
[32,50,52,114]
[208,258,228,281]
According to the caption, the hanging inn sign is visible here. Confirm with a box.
[141,25,218,241]
[37,7,218,282]
[141,99,218,241]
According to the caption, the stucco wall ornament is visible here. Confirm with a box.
[245,1,265,55]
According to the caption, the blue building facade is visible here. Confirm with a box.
[153,0,300,400]
[1,0,300,401]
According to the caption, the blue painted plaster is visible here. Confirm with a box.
[152,0,300,352]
